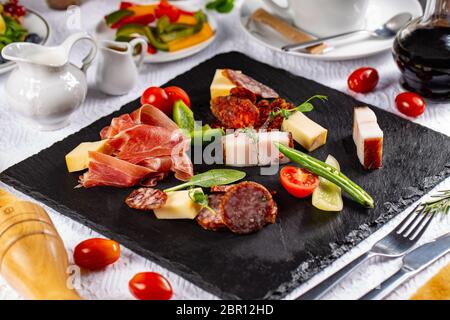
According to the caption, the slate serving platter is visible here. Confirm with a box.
[2,52,450,300]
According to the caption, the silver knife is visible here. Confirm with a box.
[360,232,450,300]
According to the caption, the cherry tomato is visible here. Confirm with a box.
[129,272,173,300]
[141,86,172,115]
[348,67,379,93]
[280,166,319,198]
[164,86,191,108]
[73,238,120,270]
[395,92,426,117]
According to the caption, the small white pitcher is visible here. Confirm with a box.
[2,32,97,131]
[96,38,147,96]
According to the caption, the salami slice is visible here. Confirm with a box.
[125,188,168,211]
[221,181,278,234]
[196,194,227,231]
[211,96,259,129]
[230,86,257,104]
[224,69,279,99]
[210,184,236,193]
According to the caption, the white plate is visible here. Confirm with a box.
[94,3,217,64]
[240,0,423,61]
[0,9,50,74]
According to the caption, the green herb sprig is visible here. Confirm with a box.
[421,190,450,214]
[270,95,328,120]
[164,169,246,192]
[188,189,216,215]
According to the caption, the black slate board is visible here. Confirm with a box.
[2,52,450,300]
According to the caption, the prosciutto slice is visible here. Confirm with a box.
[80,152,152,188]
[80,105,193,188]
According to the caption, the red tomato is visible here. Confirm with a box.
[280,166,319,198]
[348,67,379,93]
[73,238,120,271]
[164,86,191,108]
[141,87,172,115]
[129,272,173,300]
[395,92,426,117]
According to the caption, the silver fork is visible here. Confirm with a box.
[296,204,436,300]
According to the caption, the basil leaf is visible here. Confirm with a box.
[164,169,245,192]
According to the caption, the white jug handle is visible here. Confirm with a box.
[129,37,148,71]
[61,32,98,73]
[262,0,291,18]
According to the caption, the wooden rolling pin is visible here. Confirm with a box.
[0,189,81,300]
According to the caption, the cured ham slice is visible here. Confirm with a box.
[79,152,152,188]
[80,105,193,188]
[353,106,383,169]
[223,69,279,99]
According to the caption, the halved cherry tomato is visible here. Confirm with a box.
[348,67,379,93]
[395,92,426,117]
[147,44,157,55]
[280,166,319,198]
[129,272,173,300]
[164,86,191,108]
[73,238,120,271]
[141,87,172,115]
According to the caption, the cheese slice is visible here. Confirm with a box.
[281,111,327,152]
[65,140,113,173]
[210,69,239,100]
[153,189,202,220]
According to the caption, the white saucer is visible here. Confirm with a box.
[94,3,217,64]
[240,0,423,61]
[0,9,50,75]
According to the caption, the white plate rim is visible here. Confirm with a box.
[94,7,218,64]
[0,9,51,73]
[239,0,423,61]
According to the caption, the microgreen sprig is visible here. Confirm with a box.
[188,188,216,215]
[269,95,328,120]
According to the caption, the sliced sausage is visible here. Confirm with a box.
[221,181,278,234]
[125,188,168,211]
[224,69,279,99]
[196,194,227,231]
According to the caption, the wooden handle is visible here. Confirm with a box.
[0,190,81,300]
[251,9,327,54]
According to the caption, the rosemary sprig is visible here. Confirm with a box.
[269,95,328,120]
[422,190,450,214]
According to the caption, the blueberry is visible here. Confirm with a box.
[25,33,42,44]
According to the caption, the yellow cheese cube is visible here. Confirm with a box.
[210,69,240,100]
[65,140,113,173]
[282,111,327,152]
[153,189,202,220]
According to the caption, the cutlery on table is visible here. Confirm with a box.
[282,12,412,53]
[249,8,326,54]
[360,232,450,300]
[296,203,436,300]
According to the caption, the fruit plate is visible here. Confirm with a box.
[94,3,217,64]
[0,9,50,75]
[1,52,449,299]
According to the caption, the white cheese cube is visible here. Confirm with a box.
[223,131,258,167]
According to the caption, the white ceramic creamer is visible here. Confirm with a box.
[2,32,97,130]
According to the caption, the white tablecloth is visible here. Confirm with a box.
[0,0,449,300]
